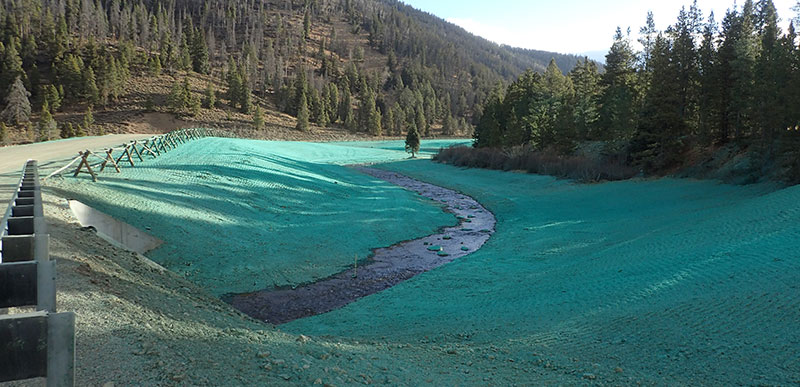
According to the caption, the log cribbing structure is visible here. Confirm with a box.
[43,128,234,182]
[0,160,75,386]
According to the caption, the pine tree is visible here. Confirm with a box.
[631,35,685,171]
[0,38,24,98]
[698,13,722,144]
[569,58,601,140]
[598,27,640,141]
[368,106,382,136]
[441,113,454,136]
[60,122,74,139]
[82,66,99,104]
[204,82,216,108]
[189,94,201,116]
[42,84,62,112]
[168,78,191,112]
[190,29,210,74]
[83,106,95,133]
[382,107,395,136]
[415,107,428,137]
[296,91,310,132]
[226,59,242,109]
[754,0,785,144]
[303,7,312,39]
[38,101,56,141]
[1,77,31,125]
[253,105,264,130]
[405,124,421,157]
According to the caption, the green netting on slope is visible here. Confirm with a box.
[49,138,460,295]
[286,159,800,384]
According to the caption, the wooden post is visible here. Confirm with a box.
[99,149,121,173]
[115,145,135,167]
[72,151,97,182]
[131,141,144,162]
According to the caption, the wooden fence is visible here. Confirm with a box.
[45,128,234,182]
[1,160,75,386]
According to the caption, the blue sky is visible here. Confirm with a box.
[401,0,799,61]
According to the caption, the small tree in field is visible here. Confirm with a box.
[296,94,310,131]
[253,105,264,130]
[405,125,421,158]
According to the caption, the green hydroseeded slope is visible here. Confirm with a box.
[49,138,461,295]
[285,159,800,385]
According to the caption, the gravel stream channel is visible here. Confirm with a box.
[226,166,496,324]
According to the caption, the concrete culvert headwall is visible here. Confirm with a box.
[68,200,163,255]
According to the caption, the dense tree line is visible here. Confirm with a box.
[474,0,800,179]
[0,0,589,143]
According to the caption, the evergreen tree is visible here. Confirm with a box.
[1,77,31,125]
[415,107,428,137]
[383,106,395,136]
[698,13,722,144]
[730,1,759,138]
[0,122,7,143]
[473,85,504,148]
[60,122,74,139]
[83,106,95,133]
[82,66,99,104]
[204,82,217,109]
[598,27,639,141]
[168,78,192,112]
[253,105,264,130]
[303,7,312,39]
[0,38,24,99]
[190,29,210,74]
[754,0,785,144]
[569,58,601,140]
[42,84,62,113]
[368,105,382,136]
[405,124,421,157]
[632,35,685,171]
[441,113,454,135]
[38,101,56,141]
[296,91,310,131]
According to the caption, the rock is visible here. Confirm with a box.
[257,351,271,358]
[297,334,311,343]
[614,367,624,373]
[102,383,115,387]
[427,245,443,252]
[583,373,596,380]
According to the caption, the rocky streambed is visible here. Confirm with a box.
[226,166,496,324]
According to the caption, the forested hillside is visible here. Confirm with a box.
[469,0,800,182]
[0,0,587,143]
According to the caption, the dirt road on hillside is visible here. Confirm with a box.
[0,134,154,174]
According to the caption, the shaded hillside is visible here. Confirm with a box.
[0,0,589,144]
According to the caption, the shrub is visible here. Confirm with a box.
[434,145,638,183]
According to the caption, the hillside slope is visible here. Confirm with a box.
[0,0,589,144]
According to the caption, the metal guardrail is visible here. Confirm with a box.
[0,160,75,386]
